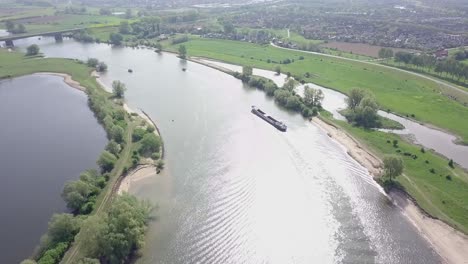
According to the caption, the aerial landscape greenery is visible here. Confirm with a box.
[1,0,468,263]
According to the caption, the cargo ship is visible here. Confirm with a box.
[251,106,287,132]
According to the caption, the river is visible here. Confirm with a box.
[12,37,442,263]
[0,75,106,263]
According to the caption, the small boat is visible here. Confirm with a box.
[182,68,187,71]
[128,69,133,73]
[251,106,287,132]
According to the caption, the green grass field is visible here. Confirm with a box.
[324,116,468,233]
[165,37,468,143]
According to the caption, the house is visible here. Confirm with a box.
[434,49,448,59]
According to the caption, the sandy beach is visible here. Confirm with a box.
[35,72,87,92]
[118,165,156,194]
[313,117,468,264]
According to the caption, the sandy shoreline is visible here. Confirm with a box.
[35,72,87,92]
[313,117,468,264]
[92,73,163,193]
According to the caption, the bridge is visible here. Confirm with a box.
[0,28,85,47]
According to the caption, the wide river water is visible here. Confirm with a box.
[12,37,443,263]
[0,75,106,263]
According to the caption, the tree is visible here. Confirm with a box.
[132,127,147,142]
[78,194,151,262]
[352,96,379,128]
[105,140,121,156]
[5,20,14,31]
[97,151,117,173]
[154,42,163,53]
[86,58,99,68]
[26,44,40,56]
[346,88,366,110]
[62,180,97,212]
[178,45,187,59]
[139,133,161,155]
[383,155,403,181]
[16,24,26,33]
[448,159,454,168]
[378,48,393,60]
[110,125,125,143]
[112,80,126,98]
[283,79,296,91]
[285,95,302,110]
[242,65,253,76]
[303,86,324,107]
[274,65,281,75]
[96,62,107,72]
[99,8,111,15]
[125,8,132,19]
[46,214,82,245]
[274,89,292,105]
[109,33,123,45]
[156,160,165,170]
[119,21,131,34]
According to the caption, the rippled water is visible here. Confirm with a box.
[12,37,442,263]
[0,75,106,263]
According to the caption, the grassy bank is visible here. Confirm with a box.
[320,114,468,234]
[164,36,468,144]
[0,49,160,263]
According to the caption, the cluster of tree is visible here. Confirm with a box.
[72,30,95,43]
[63,6,87,14]
[86,58,107,72]
[395,51,468,81]
[5,20,26,34]
[77,194,152,263]
[452,49,468,61]
[20,214,82,264]
[118,17,161,39]
[112,80,126,98]
[62,170,107,214]
[273,79,321,117]
[26,44,40,56]
[171,35,189,45]
[109,32,124,45]
[344,88,380,128]
[178,45,187,59]
[162,10,200,24]
[378,48,394,59]
[99,8,112,16]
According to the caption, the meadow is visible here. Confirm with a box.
[166,36,468,143]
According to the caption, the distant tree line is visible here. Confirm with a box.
[394,51,468,82]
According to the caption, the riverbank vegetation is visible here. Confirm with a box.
[164,36,468,144]
[320,115,468,234]
[0,49,161,263]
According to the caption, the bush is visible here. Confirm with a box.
[132,127,147,142]
[429,168,435,174]
[110,125,125,143]
[96,62,107,72]
[448,159,454,168]
[38,242,69,264]
[86,58,99,68]
[139,134,161,155]
[446,175,452,181]
[26,44,40,56]
[97,151,117,173]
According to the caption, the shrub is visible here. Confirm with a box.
[448,159,454,168]
[26,44,40,56]
[97,151,117,173]
[429,168,435,174]
[446,175,452,181]
[132,127,147,142]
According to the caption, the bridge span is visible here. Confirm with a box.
[0,28,85,47]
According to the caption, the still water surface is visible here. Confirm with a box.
[13,37,442,263]
[0,75,106,263]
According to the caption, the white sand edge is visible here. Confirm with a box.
[312,117,468,264]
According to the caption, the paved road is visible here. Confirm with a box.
[271,43,468,96]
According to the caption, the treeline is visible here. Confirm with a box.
[234,66,323,117]
[5,20,26,34]
[21,65,157,264]
[394,52,468,82]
